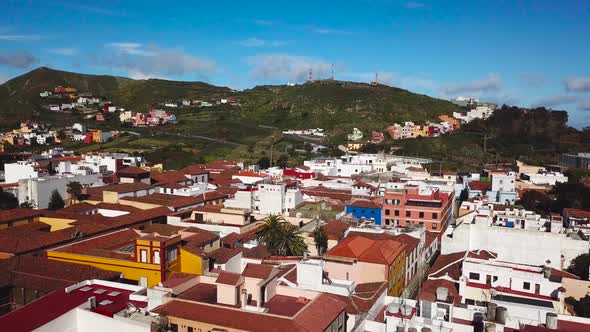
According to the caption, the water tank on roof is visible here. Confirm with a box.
[546,313,558,330]
[408,328,417,332]
[421,328,432,332]
[396,326,405,332]
[400,304,413,316]
[388,303,400,314]
[436,287,449,301]
[495,306,507,325]
[487,302,497,321]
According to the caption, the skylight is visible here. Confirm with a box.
[79,286,93,292]
[99,300,113,305]
[93,289,107,294]
[107,291,121,297]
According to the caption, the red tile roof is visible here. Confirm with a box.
[116,166,149,175]
[564,208,590,219]
[150,170,191,185]
[327,282,387,315]
[181,165,210,175]
[393,234,420,253]
[428,251,467,280]
[323,220,351,240]
[209,247,241,264]
[216,271,243,286]
[347,199,382,209]
[237,245,271,259]
[0,208,42,224]
[468,180,491,191]
[234,171,269,178]
[86,182,151,196]
[122,193,204,209]
[184,228,219,247]
[153,293,346,332]
[242,263,275,279]
[178,283,218,303]
[424,231,439,248]
[160,272,198,288]
[326,235,406,265]
[419,279,462,305]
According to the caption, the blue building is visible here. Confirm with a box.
[345,199,382,225]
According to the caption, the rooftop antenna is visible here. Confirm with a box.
[371,72,378,86]
[331,64,334,80]
[308,68,313,82]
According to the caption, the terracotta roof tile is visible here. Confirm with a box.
[209,247,241,264]
[347,199,382,209]
[0,209,43,224]
[216,271,243,285]
[325,235,406,265]
[116,166,149,175]
[242,263,275,279]
[323,220,351,240]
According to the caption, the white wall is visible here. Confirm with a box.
[5,162,38,183]
[443,221,589,268]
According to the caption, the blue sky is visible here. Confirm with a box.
[1,0,590,127]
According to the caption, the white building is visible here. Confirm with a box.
[523,172,568,186]
[224,183,303,215]
[18,173,100,209]
[442,212,589,269]
[4,161,40,183]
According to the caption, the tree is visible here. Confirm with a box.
[312,226,328,256]
[567,253,590,281]
[519,190,552,215]
[256,215,309,256]
[66,181,83,205]
[256,157,270,169]
[275,223,309,256]
[20,201,34,209]
[48,190,65,210]
[256,215,285,252]
[276,154,289,168]
[0,190,18,210]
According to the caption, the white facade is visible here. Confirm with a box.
[18,173,100,209]
[442,216,589,269]
[524,172,568,186]
[4,161,40,183]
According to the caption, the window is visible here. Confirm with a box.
[385,209,390,216]
[395,210,400,216]
[419,212,424,218]
[140,249,147,263]
[168,248,178,262]
[370,210,375,214]
[493,276,498,282]
[352,209,357,213]
[153,250,160,264]
[406,211,411,217]
[432,212,438,219]
[469,272,480,280]
[523,282,531,290]
[432,223,437,230]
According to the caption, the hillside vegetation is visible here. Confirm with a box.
[0,67,462,131]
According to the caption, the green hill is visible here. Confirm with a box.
[0,67,461,131]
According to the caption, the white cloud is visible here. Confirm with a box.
[99,43,216,78]
[0,34,43,41]
[0,51,37,68]
[106,43,156,56]
[531,95,577,108]
[516,72,545,86]
[563,77,590,92]
[245,54,331,82]
[49,48,78,56]
[441,74,502,95]
[236,38,287,48]
[306,25,352,35]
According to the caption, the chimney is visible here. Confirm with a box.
[241,289,248,309]
[87,296,97,310]
[545,313,558,330]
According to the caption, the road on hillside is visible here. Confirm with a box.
[172,133,244,146]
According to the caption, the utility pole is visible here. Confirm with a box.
[269,134,275,167]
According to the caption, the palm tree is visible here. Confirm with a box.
[275,223,309,256]
[312,226,328,256]
[66,181,82,205]
[256,215,285,252]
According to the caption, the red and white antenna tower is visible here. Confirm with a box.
[331,64,334,80]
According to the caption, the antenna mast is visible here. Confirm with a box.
[331,64,334,80]
[308,68,313,82]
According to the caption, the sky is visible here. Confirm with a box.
[1,0,590,128]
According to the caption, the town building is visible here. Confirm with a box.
[382,185,454,232]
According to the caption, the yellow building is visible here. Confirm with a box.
[387,251,406,297]
[92,130,102,143]
[47,229,183,287]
